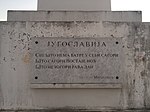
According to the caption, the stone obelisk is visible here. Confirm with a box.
[38,0,111,11]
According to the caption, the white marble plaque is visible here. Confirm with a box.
[31,37,123,84]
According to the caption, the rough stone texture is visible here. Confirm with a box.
[0,21,150,111]
[7,11,142,22]
[1,109,150,112]
[37,0,111,11]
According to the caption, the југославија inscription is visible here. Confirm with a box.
[31,37,123,84]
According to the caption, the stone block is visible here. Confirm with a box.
[7,11,142,22]
[0,21,150,110]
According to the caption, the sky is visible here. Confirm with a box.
[0,0,150,22]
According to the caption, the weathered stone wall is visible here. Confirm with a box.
[7,11,142,22]
[0,21,150,111]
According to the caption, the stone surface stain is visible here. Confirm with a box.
[22,53,30,64]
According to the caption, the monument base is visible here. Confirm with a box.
[0,21,150,111]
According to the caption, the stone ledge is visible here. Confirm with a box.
[30,84,122,89]
[7,11,142,22]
